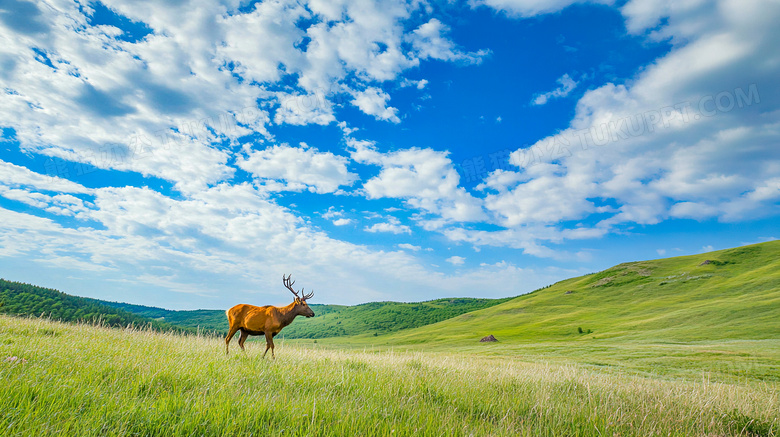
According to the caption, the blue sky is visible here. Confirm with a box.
[0,0,778,309]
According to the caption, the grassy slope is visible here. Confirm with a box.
[103,297,513,338]
[1,315,776,437]
[309,242,780,382]
[378,241,779,345]
[281,297,515,338]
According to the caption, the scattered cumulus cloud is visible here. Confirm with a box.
[469,0,780,252]
[532,73,579,105]
[473,0,613,18]
[408,18,490,64]
[0,0,778,307]
[364,217,412,235]
[446,255,466,265]
[350,139,487,223]
[332,218,354,226]
[350,87,401,123]
[237,143,357,194]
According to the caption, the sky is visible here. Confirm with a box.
[0,0,778,310]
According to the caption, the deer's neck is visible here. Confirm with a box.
[277,302,299,328]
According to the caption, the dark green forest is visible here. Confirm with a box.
[0,279,194,334]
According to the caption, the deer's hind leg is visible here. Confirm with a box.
[238,329,250,351]
[262,331,275,359]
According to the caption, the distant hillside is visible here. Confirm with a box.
[0,279,193,334]
[100,302,227,334]
[0,277,513,338]
[9,241,774,345]
[280,297,515,338]
[380,241,780,345]
[106,298,514,338]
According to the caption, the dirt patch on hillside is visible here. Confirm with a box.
[591,276,614,287]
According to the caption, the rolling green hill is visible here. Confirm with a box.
[0,278,512,339]
[0,279,193,334]
[99,302,227,335]
[105,297,513,338]
[3,240,778,349]
[374,240,780,346]
[277,297,515,338]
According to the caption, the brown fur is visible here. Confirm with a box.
[225,277,314,358]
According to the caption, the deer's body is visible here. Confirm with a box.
[225,275,314,358]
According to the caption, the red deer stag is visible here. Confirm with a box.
[225,274,315,358]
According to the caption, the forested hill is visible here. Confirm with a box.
[0,279,194,334]
[280,298,515,338]
[105,297,515,338]
[0,277,514,338]
[101,301,228,334]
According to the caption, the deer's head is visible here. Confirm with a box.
[283,274,315,318]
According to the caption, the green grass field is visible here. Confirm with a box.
[1,315,777,436]
[1,241,778,436]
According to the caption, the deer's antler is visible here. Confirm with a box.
[282,274,300,298]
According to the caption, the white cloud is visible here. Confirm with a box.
[332,218,354,226]
[408,19,489,64]
[0,0,487,196]
[1,0,778,308]
[398,243,422,251]
[0,180,479,305]
[0,159,92,194]
[472,0,780,250]
[237,143,357,194]
[274,92,336,126]
[350,87,401,123]
[0,188,560,305]
[474,0,613,18]
[532,73,578,105]
[480,163,598,226]
[351,140,487,222]
[442,226,596,260]
[446,255,465,265]
[364,217,412,235]
[399,78,429,90]
[321,207,344,220]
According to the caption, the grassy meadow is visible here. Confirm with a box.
[1,315,778,436]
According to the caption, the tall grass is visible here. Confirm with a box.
[1,315,777,436]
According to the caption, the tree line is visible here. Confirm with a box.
[0,279,195,334]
